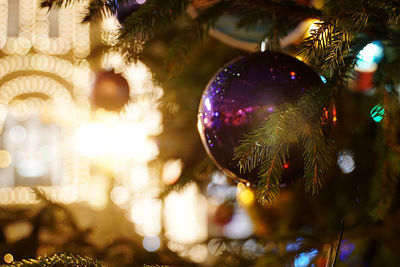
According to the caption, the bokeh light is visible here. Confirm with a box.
[294,249,318,267]
[162,158,183,185]
[3,253,13,264]
[337,150,356,174]
[356,41,384,71]
[143,236,161,252]
[0,150,11,168]
[370,104,385,122]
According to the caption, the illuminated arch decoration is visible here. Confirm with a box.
[0,54,92,102]
[0,75,91,205]
[0,0,90,57]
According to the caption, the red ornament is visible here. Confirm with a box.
[91,70,130,111]
[213,202,234,226]
[349,64,377,92]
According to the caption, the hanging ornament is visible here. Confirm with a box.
[109,0,143,24]
[197,51,322,185]
[187,0,322,51]
[91,70,130,111]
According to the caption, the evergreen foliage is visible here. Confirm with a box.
[41,0,400,220]
[2,254,101,267]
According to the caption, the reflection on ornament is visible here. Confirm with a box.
[337,150,356,174]
[198,51,322,184]
[91,70,130,111]
[370,105,384,123]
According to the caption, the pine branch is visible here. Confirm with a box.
[239,0,321,20]
[301,123,334,194]
[165,1,230,74]
[4,253,102,267]
[119,0,190,40]
[234,85,334,203]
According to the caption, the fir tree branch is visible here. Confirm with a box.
[5,253,102,267]
[234,86,334,203]
[165,0,230,74]
[239,0,321,20]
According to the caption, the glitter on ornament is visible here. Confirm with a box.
[198,51,322,184]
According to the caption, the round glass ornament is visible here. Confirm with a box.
[198,51,322,185]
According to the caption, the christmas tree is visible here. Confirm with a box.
[1,0,400,266]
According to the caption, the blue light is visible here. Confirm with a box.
[340,239,355,261]
[294,249,318,267]
[370,104,385,122]
[320,75,327,84]
[356,41,383,70]
[286,238,303,252]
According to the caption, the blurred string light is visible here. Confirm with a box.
[356,41,384,71]
[286,238,304,252]
[0,150,11,168]
[370,104,385,122]
[294,249,318,267]
[3,253,13,264]
[340,239,355,261]
[164,183,208,244]
[337,150,356,174]
[237,182,255,207]
[143,236,161,252]
[0,0,90,57]
[162,158,183,185]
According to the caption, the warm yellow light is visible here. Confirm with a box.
[4,253,13,263]
[238,188,255,207]
[164,183,208,244]
[74,123,111,157]
[307,19,323,35]
[111,123,148,157]
[0,150,11,168]
[189,244,208,263]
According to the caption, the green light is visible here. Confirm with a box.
[370,105,385,122]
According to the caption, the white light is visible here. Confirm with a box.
[164,183,208,244]
[204,98,211,111]
[110,186,130,205]
[143,236,160,252]
[130,198,162,236]
[130,164,150,188]
[337,150,356,174]
[223,208,253,239]
[111,123,147,157]
[189,244,208,263]
[356,42,383,71]
[162,159,183,185]
[74,123,110,157]
[16,159,47,178]
[9,125,27,143]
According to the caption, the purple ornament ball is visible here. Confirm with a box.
[197,51,322,185]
